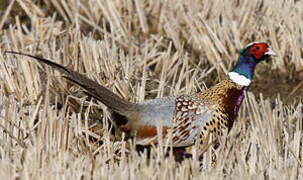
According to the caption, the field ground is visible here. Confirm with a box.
[0,0,303,179]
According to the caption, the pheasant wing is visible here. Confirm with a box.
[170,95,214,147]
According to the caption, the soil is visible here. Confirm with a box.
[251,65,303,104]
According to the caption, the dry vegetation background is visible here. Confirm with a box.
[0,0,303,179]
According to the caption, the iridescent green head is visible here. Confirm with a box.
[229,42,276,86]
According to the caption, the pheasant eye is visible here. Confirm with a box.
[255,46,260,50]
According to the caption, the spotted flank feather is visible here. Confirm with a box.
[171,95,213,147]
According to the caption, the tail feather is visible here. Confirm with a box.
[5,51,135,115]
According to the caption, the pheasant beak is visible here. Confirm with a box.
[264,48,277,56]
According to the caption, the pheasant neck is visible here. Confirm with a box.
[228,55,257,86]
[197,79,248,129]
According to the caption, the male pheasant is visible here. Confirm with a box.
[5,42,276,156]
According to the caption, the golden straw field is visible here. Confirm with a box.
[0,0,303,179]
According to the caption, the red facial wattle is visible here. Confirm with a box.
[248,43,269,60]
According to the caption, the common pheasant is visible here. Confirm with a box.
[5,42,276,156]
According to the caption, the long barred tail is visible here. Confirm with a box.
[5,51,135,115]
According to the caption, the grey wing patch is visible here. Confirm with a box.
[171,95,213,147]
[135,96,176,127]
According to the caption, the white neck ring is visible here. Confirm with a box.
[228,72,251,86]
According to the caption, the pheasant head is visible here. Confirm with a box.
[228,42,276,86]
